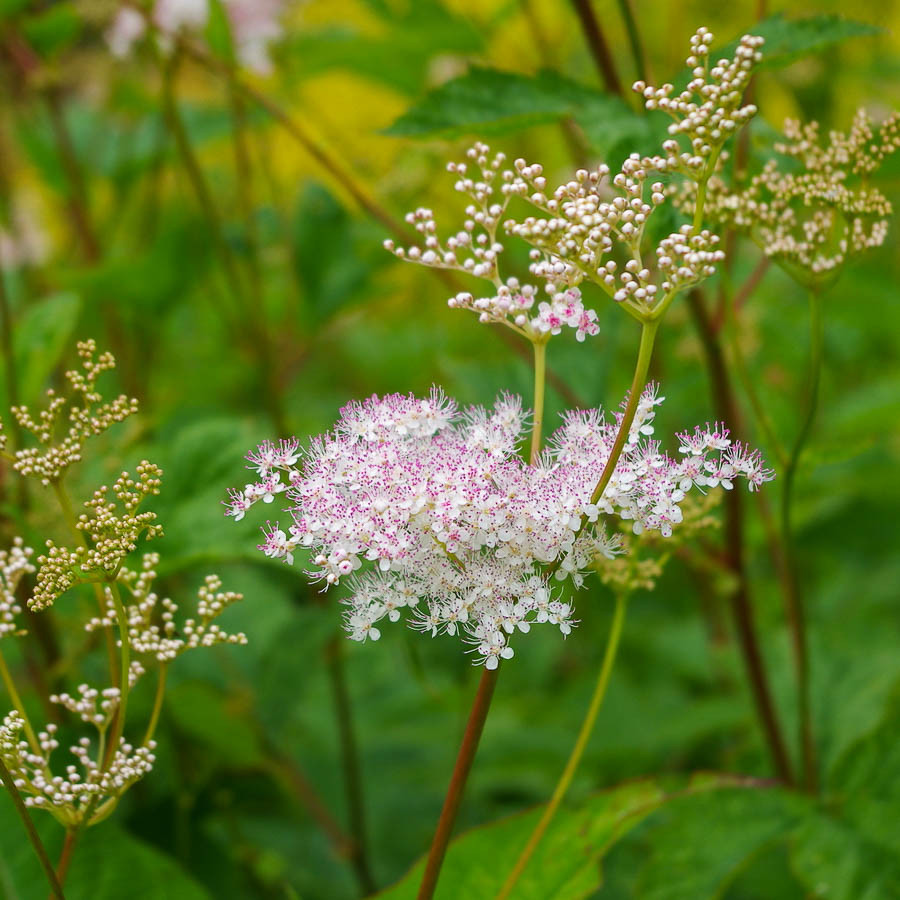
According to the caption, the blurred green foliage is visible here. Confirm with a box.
[1,0,899,897]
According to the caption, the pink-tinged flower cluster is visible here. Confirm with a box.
[107,0,287,74]
[225,387,773,666]
[449,281,600,341]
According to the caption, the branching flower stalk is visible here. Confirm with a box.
[0,342,246,893]
[693,108,900,791]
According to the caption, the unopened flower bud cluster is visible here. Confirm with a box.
[597,491,721,595]
[10,340,138,486]
[697,109,900,279]
[1,342,247,829]
[29,462,164,612]
[0,539,33,640]
[1,711,156,825]
[227,388,772,667]
[633,29,763,177]
[119,556,247,661]
[385,29,761,328]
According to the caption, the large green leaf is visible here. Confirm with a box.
[283,0,483,95]
[385,68,644,157]
[11,292,81,405]
[375,774,759,899]
[716,14,882,70]
[0,795,210,900]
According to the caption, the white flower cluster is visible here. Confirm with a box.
[634,28,764,176]
[226,388,773,667]
[698,109,900,279]
[0,539,33,641]
[107,0,287,74]
[0,712,156,825]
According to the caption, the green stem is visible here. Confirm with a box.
[103,582,131,770]
[590,320,658,508]
[530,340,547,465]
[417,667,500,900]
[496,590,628,899]
[780,288,823,793]
[0,755,65,899]
[0,648,41,756]
[615,0,648,83]
[141,664,168,748]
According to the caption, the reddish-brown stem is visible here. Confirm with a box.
[54,829,77,893]
[687,289,794,784]
[417,667,500,900]
[569,0,625,96]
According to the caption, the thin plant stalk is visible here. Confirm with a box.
[529,341,547,465]
[0,648,41,756]
[141,664,168,748]
[416,666,500,900]
[779,288,823,792]
[417,327,552,899]
[496,590,629,899]
[324,636,376,896]
[569,0,625,96]
[616,0,649,83]
[0,755,65,899]
[687,288,794,783]
[54,830,77,893]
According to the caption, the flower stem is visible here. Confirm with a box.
[780,288,823,793]
[0,755,65,899]
[569,0,624,96]
[615,0,648,83]
[417,666,500,900]
[102,583,131,770]
[529,340,547,465]
[54,829,77,892]
[496,590,628,899]
[141,664,168,748]
[0,647,41,756]
[590,319,658,507]
[686,288,794,784]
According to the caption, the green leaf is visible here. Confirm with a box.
[21,2,82,58]
[282,0,483,95]
[716,14,882,70]
[165,681,264,769]
[376,774,752,899]
[790,815,900,900]
[12,292,81,404]
[633,786,806,899]
[292,182,386,324]
[385,68,643,156]
[0,795,210,899]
